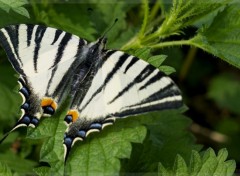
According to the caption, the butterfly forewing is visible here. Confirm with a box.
[0,24,87,136]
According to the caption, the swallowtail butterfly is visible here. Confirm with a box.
[0,24,183,162]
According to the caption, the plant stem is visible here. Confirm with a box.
[149,39,192,49]
[121,36,141,51]
[139,0,149,39]
[149,3,160,22]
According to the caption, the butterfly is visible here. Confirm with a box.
[0,24,183,162]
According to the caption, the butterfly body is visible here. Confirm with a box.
[0,24,183,162]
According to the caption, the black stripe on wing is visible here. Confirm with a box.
[4,25,20,62]
[52,32,72,67]
[129,82,181,108]
[124,56,138,73]
[51,29,63,45]
[112,79,182,118]
[0,26,25,76]
[27,24,34,47]
[108,64,155,104]
[113,98,182,118]
[80,51,129,111]
[46,32,72,95]
[139,71,165,90]
[33,25,47,72]
[52,39,87,99]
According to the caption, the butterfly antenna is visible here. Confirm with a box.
[101,18,118,38]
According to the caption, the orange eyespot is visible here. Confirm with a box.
[41,97,58,110]
[67,110,79,122]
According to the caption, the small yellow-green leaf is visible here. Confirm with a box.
[173,155,188,176]
[148,55,167,68]
[0,162,13,176]
[189,150,201,175]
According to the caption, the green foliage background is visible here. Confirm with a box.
[0,0,239,175]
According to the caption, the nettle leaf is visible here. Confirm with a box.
[207,73,240,114]
[148,55,167,68]
[31,3,96,41]
[159,66,176,75]
[31,1,136,47]
[78,0,138,49]
[0,151,37,175]
[0,162,13,176]
[133,48,152,60]
[120,110,201,173]
[158,148,236,176]
[190,3,240,68]
[33,167,51,176]
[0,0,30,18]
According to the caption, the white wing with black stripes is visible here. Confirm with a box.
[63,41,183,162]
[0,24,87,141]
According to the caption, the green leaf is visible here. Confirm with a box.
[190,3,240,68]
[133,48,152,60]
[173,155,188,176]
[32,3,96,41]
[120,111,201,174]
[189,150,202,175]
[158,148,236,176]
[159,66,176,75]
[67,123,146,175]
[0,162,13,176]
[91,1,137,48]
[158,163,172,176]
[148,55,167,68]
[0,0,29,18]
[0,151,37,175]
[30,1,137,46]
[200,148,218,175]
[34,167,51,176]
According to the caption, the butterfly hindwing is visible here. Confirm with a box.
[0,24,87,139]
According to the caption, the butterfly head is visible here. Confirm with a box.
[87,37,107,55]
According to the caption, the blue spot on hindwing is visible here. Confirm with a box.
[31,117,39,126]
[43,106,55,115]
[89,123,102,130]
[64,115,73,124]
[77,130,86,138]
[20,87,30,98]
[21,115,31,125]
[21,102,30,110]
[64,137,73,147]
